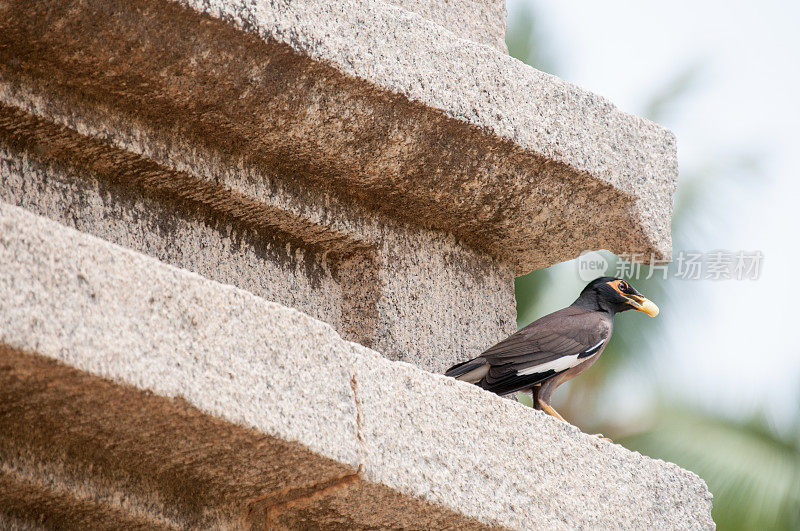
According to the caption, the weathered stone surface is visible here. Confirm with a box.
[0,0,694,525]
[0,0,678,373]
[352,344,714,529]
[0,102,516,374]
[0,202,361,469]
[385,0,508,52]
[0,345,351,529]
[0,204,713,529]
[183,0,677,266]
[0,0,675,277]
[0,346,487,530]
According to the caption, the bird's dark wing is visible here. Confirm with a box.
[447,306,611,395]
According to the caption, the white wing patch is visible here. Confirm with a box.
[516,338,606,376]
[517,354,582,376]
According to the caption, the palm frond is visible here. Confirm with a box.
[622,406,800,530]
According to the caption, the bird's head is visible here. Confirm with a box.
[577,276,659,317]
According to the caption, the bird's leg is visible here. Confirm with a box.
[533,384,566,421]
[537,400,566,422]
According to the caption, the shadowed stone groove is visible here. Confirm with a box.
[0,103,369,257]
[0,102,383,350]
[0,100,516,372]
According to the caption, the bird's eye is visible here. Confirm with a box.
[619,281,629,292]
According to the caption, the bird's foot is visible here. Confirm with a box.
[591,433,612,441]
[538,401,566,422]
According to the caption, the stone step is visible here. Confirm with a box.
[0,203,713,529]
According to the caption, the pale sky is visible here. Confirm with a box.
[508,0,800,423]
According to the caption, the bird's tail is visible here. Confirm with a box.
[444,356,489,383]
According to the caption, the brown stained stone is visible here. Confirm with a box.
[0,0,691,524]
[260,478,494,530]
[0,345,355,528]
[0,346,496,530]
[0,103,370,341]
[0,472,174,531]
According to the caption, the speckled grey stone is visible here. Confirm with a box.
[0,204,713,529]
[384,0,508,52]
[0,0,676,276]
[0,201,361,469]
[351,344,715,529]
[0,0,698,524]
[179,0,678,265]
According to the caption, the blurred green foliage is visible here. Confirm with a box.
[506,3,799,529]
[623,406,800,530]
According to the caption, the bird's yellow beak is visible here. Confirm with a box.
[626,295,659,317]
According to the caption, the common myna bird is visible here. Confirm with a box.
[445,277,658,423]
